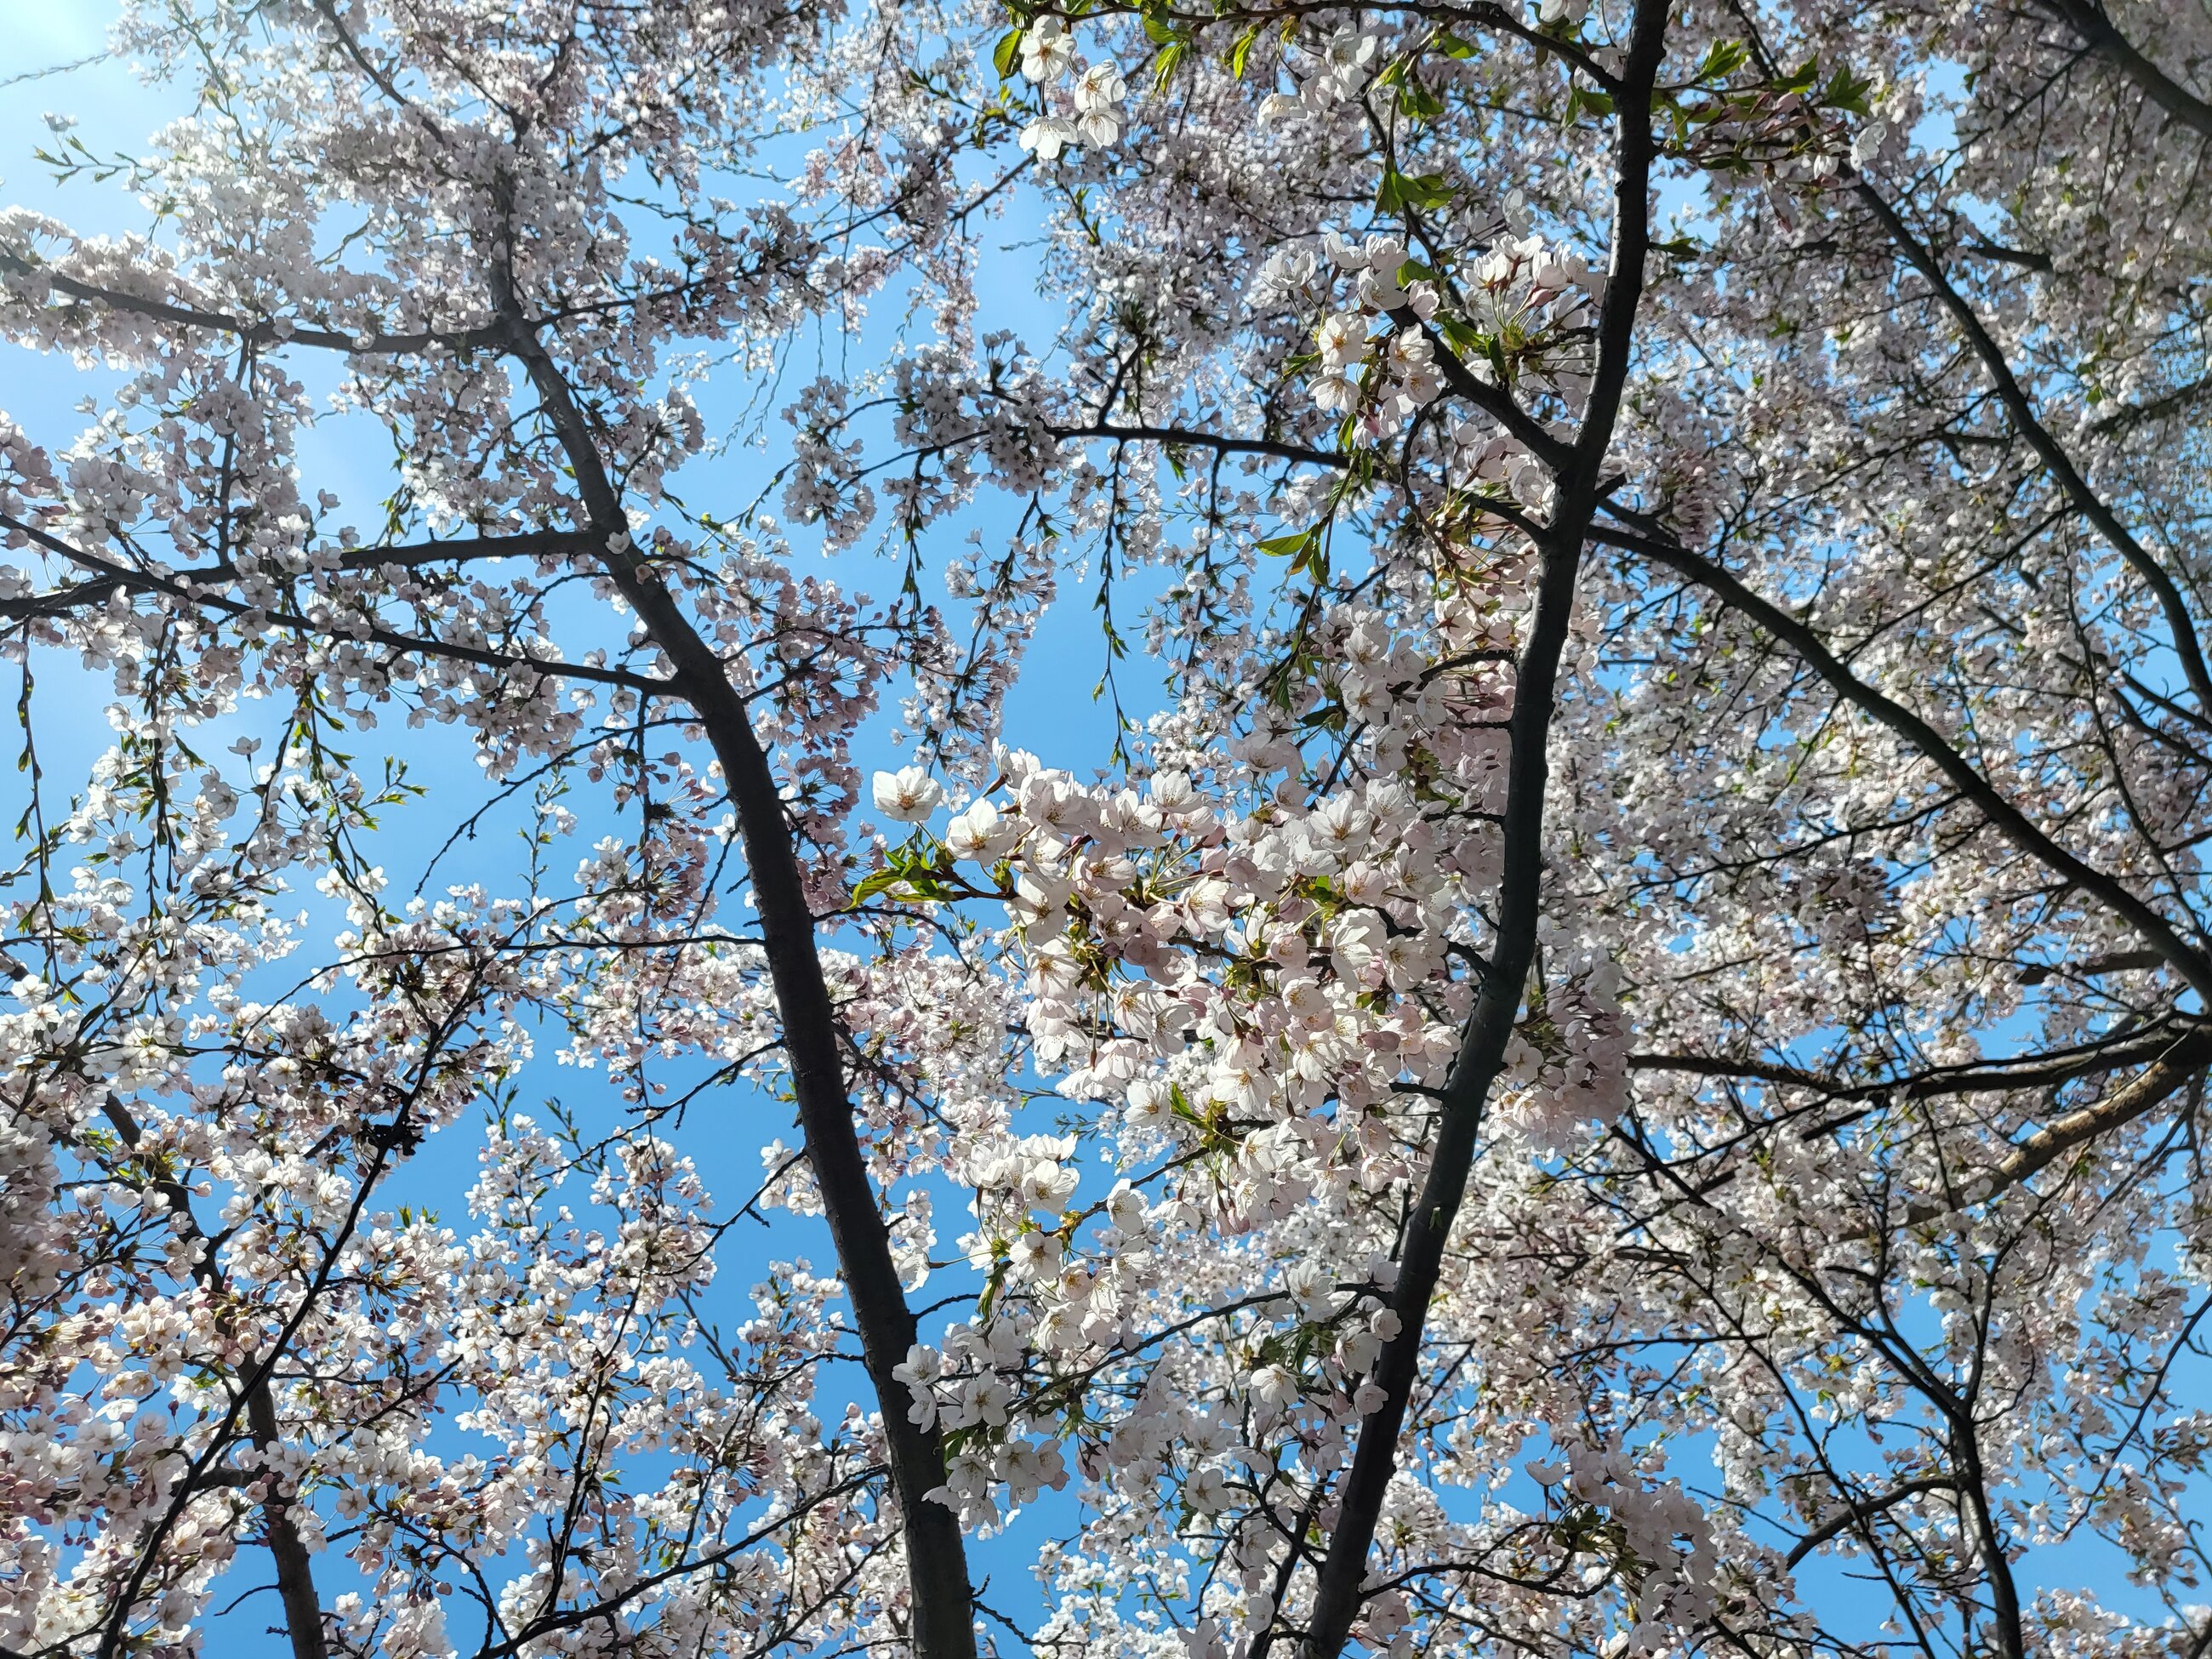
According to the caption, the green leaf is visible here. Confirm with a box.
[1438,314,1486,354]
[1565,84,1614,122]
[1397,80,1444,120]
[1153,38,1187,90]
[1257,528,1316,558]
[1229,22,1262,79]
[1397,171,1455,210]
[1692,39,1749,82]
[1822,66,1875,115]
[992,27,1022,80]
[1434,30,1477,58]
[1377,168,1451,214]
[848,843,957,909]
[850,866,925,907]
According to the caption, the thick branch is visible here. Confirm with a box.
[1785,1475,1958,1568]
[1296,6,1668,1652]
[1048,421,1344,469]
[1386,307,1575,470]
[100,1097,326,1659]
[490,300,975,1659]
[1,528,599,620]
[0,512,662,691]
[1629,1024,2212,1221]
[245,1387,333,1659]
[1909,1025,2212,1219]
[475,1466,889,1659]
[2026,0,2212,139]
[1630,1020,2205,1102]
[0,248,504,355]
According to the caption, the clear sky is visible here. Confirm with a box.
[0,7,1168,1650]
[3,7,2197,1656]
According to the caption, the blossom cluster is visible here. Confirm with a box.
[1014,18,1128,162]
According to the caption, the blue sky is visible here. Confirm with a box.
[3,6,2203,1656]
[0,8,1167,1649]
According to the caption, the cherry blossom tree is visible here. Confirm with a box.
[3,2,2210,1659]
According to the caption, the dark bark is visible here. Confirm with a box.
[2026,0,2212,140]
[1784,1475,1959,1568]
[246,1388,334,1659]
[1292,5,1670,1651]
[494,304,977,1659]
[1614,527,2212,1002]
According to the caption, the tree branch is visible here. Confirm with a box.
[2025,0,2212,140]
[245,1386,333,1659]
[1296,6,1669,1651]
[0,513,663,691]
[1607,523,2212,1002]
[0,248,505,355]
[1630,1020,2206,1102]
[1908,1024,2212,1220]
[487,283,976,1659]
[99,1095,328,1659]
[1854,176,2212,713]
[1048,420,1346,470]
[1784,1475,1958,1569]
